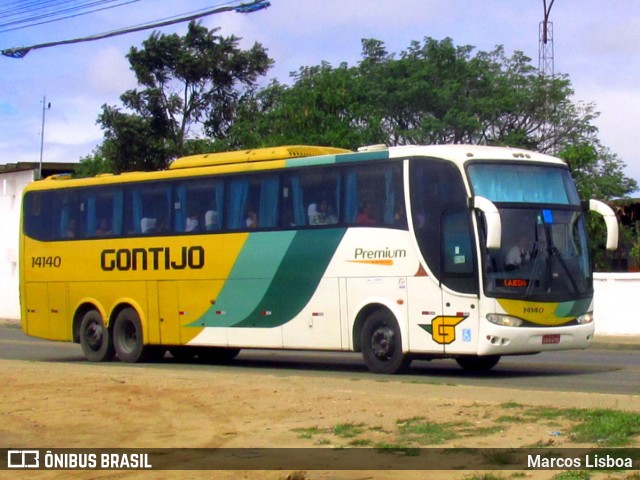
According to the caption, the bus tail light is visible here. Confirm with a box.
[486,313,523,327]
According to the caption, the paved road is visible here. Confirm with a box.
[1,323,639,395]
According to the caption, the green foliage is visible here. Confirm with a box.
[569,409,640,446]
[98,21,272,172]
[225,38,599,153]
[74,145,112,178]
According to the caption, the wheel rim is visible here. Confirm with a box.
[84,321,104,352]
[119,320,138,354]
[371,325,396,360]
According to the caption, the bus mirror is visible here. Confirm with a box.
[473,196,501,250]
[589,199,619,251]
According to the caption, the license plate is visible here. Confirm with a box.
[542,334,561,344]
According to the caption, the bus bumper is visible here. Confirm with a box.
[477,323,595,356]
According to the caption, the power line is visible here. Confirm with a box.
[1,0,270,58]
[0,1,139,33]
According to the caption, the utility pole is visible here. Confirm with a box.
[38,95,51,180]
[539,0,555,77]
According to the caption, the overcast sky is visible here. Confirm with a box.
[0,0,638,191]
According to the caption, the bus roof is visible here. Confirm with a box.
[386,144,567,166]
[24,144,566,192]
[170,145,351,169]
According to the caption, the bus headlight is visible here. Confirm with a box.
[576,312,594,324]
[487,313,523,327]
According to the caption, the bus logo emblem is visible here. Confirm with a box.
[420,315,468,345]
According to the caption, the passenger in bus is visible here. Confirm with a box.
[245,205,258,228]
[140,217,156,234]
[309,199,337,225]
[394,202,407,228]
[66,218,77,238]
[95,218,111,236]
[505,235,531,271]
[356,201,377,224]
[185,212,199,232]
[307,202,320,225]
[205,210,218,231]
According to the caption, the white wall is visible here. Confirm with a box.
[0,169,35,319]
[594,272,640,335]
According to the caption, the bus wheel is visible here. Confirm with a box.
[113,308,156,363]
[455,355,501,372]
[361,311,410,374]
[79,310,114,362]
[197,347,241,363]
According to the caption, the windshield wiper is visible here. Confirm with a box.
[551,245,580,296]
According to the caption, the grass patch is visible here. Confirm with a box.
[463,474,506,480]
[496,415,525,423]
[396,416,458,445]
[291,426,327,439]
[569,409,640,446]
[332,422,366,438]
[552,471,591,480]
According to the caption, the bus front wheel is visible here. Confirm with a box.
[113,308,161,363]
[79,310,114,362]
[361,311,410,374]
[455,355,501,372]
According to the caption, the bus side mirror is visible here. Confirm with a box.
[588,199,619,251]
[472,196,501,250]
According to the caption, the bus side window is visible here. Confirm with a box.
[345,163,404,227]
[84,187,123,237]
[124,183,172,236]
[24,191,56,241]
[57,192,81,239]
[175,178,224,234]
[441,209,478,294]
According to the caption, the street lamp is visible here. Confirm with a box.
[38,95,51,180]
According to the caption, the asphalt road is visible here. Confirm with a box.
[1,323,639,395]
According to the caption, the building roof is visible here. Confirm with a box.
[0,161,77,177]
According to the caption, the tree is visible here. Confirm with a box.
[98,21,272,172]
[74,145,112,178]
[224,38,603,153]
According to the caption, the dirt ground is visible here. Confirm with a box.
[1,349,639,480]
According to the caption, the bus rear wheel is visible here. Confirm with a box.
[361,310,410,374]
[455,355,501,372]
[79,310,114,362]
[113,308,161,363]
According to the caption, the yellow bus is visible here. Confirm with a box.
[20,144,618,373]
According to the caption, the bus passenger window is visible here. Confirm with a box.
[345,163,404,227]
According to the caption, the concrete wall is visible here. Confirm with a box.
[594,272,640,335]
[0,169,35,319]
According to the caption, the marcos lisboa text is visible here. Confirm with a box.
[7,450,151,470]
[528,454,635,469]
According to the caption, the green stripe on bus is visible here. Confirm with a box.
[192,231,296,327]
[234,228,346,328]
[192,228,346,328]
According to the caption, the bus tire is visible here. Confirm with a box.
[79,310,114,362]
[455,355,501,372]
[113,307,155,363]
[197,347,241,363]
[361,310,410,374]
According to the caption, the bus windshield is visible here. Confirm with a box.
[468,163,591,302]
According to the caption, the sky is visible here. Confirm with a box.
[0,0,639,192]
